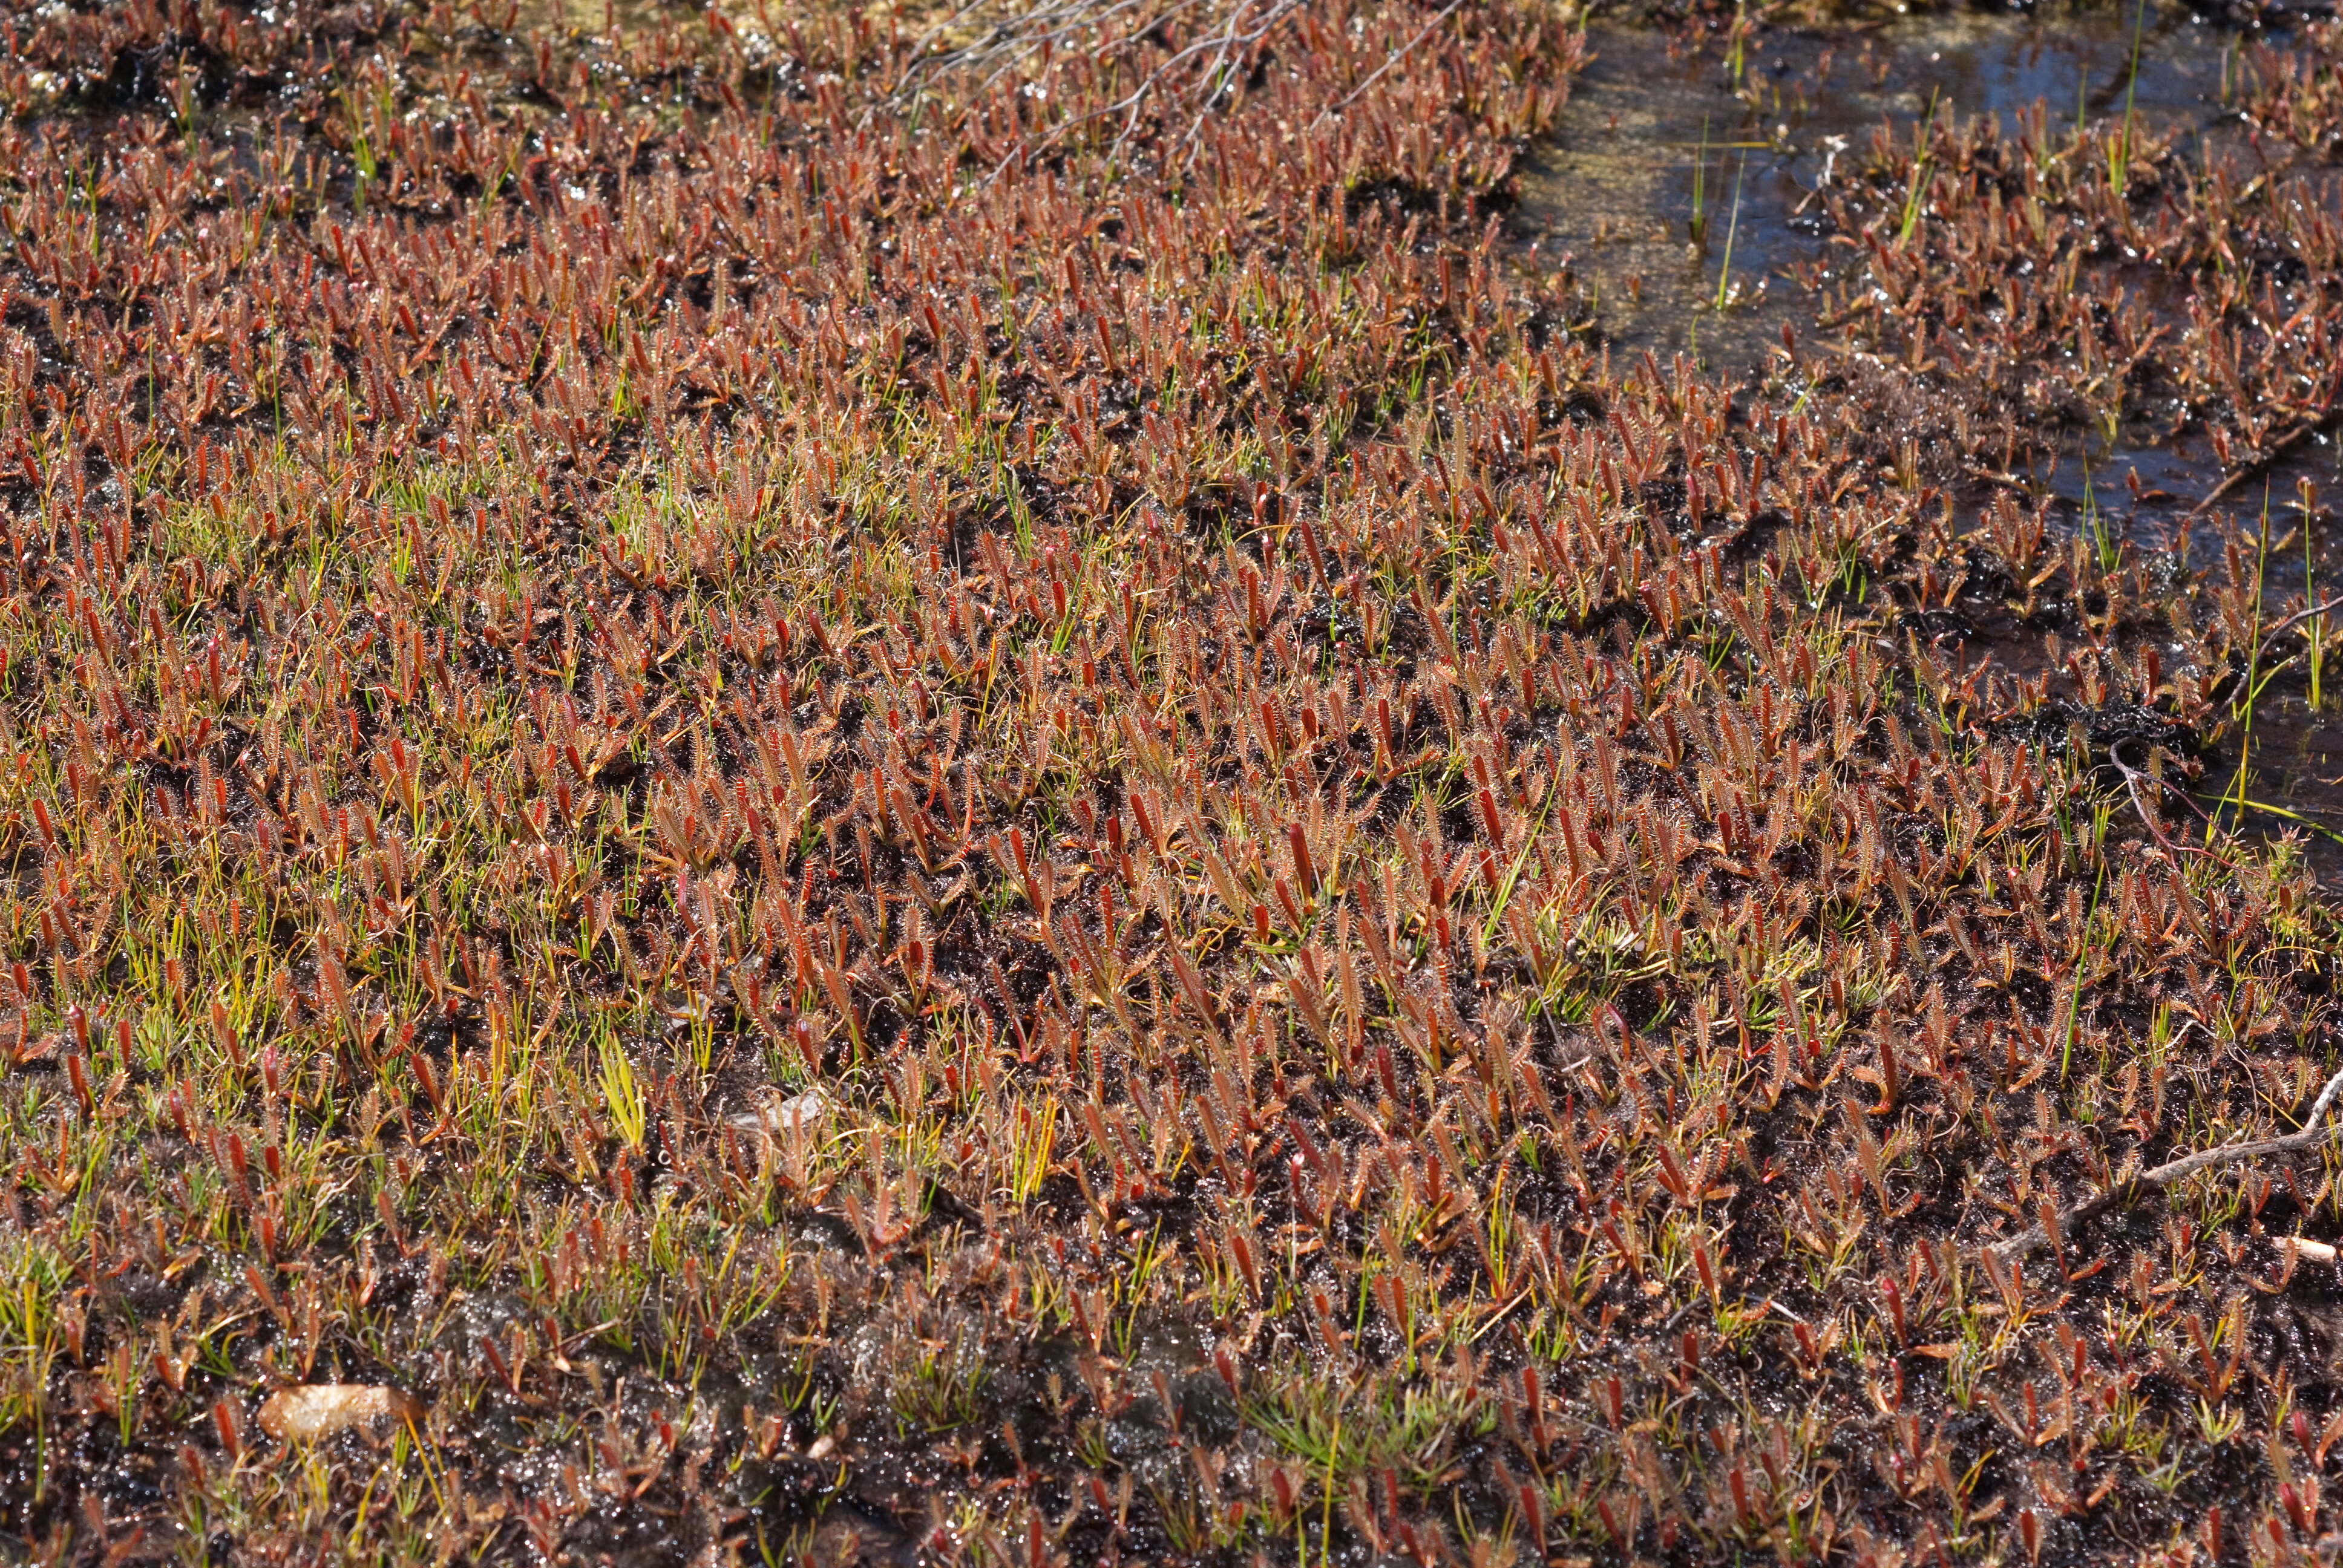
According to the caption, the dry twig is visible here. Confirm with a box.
[2105,736,2214,863]
[1306,0,1463,128]
[2253,590,2343,667]
[2186,381,2342,520]
[884,0,1460,175]
[1990,1059,2343,1264]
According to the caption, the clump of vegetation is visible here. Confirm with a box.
[2,0,2342,1561]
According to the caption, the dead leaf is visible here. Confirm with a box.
[257,1384,424,1443]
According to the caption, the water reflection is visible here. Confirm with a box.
[1515,5,2237,377]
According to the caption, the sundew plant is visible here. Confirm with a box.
[1,0,2342,1562]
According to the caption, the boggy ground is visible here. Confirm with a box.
[2,0,2343,1563]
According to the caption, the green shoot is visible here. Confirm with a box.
[2114,0,2149,193]
[600,1028,646,1151]
[2081,458,2118,574]
[1899,88,1940,247]
[2307,482,2324,710]
[1691,115,1709,247]
[1714,154,1746,312]
[2217,484,2275,840]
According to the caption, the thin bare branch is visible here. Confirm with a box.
[1308,0,1463,128]
[1989,1059,2343,1264]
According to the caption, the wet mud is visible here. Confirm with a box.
[1523,2,2343,884]
[1519,5,2236,377]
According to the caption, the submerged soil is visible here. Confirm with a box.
[0,0,2342,1564]
[1527,2,2343,883]
[1521,8,2232,376]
